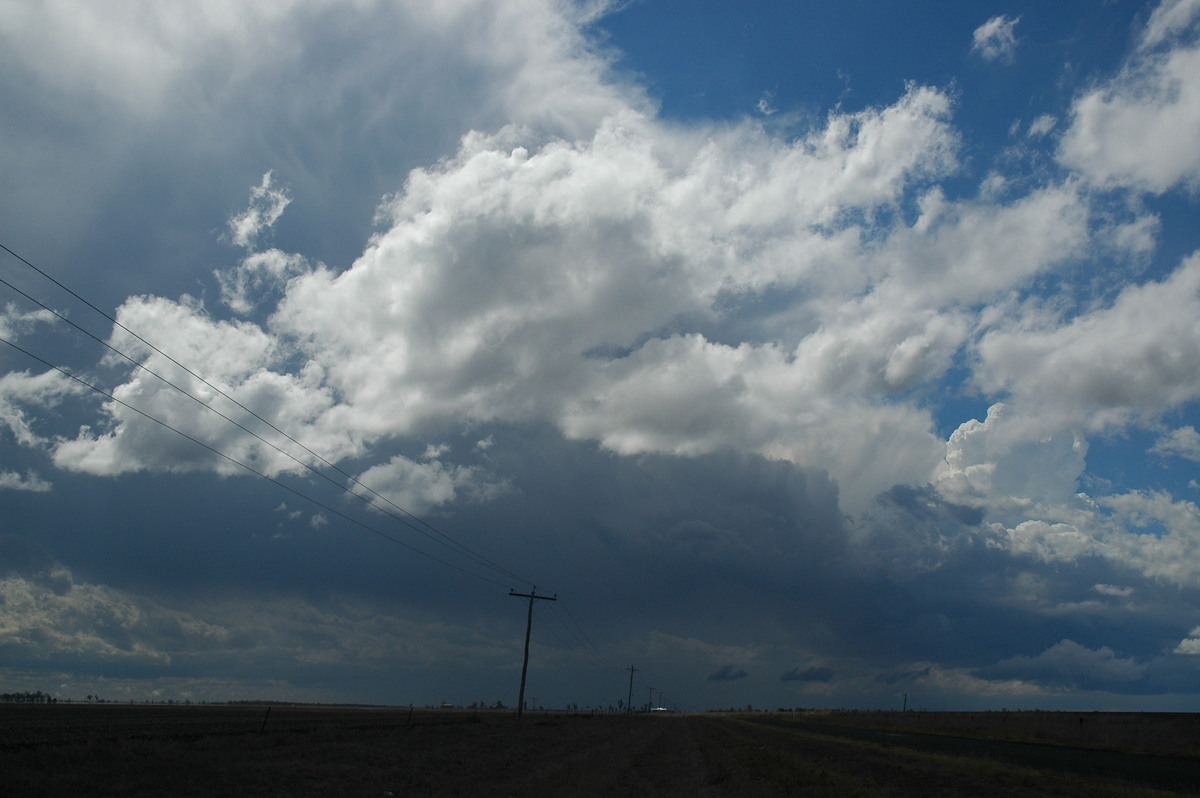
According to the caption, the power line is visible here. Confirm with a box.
[0,241,632,689]
[546,600,619,671]
[0,332,510,588]
[0,241,531,587]
[0,267,526,583]
[540,605,608,672]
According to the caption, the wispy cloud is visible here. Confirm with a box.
[1152,426,1200,462]
[0,470,51,492]
[227,171,291,250]
[971,15,1020,64]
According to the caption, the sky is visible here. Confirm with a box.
[2,0,1200,713]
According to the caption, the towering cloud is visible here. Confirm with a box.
[1,0,1199,710]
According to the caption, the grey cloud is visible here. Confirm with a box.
[8,422,1199,707]
[1,534,60,581]
[0,542,520,691]
[708,664,747,682]
[0,0,629,306]
[781,667,833,683]
[977,640,1147,691]
[0,470,52,493]
[874,666,932,686]
[3,0,1200,712]
[875,484,983,527]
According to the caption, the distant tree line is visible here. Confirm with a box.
[1,691,57,703]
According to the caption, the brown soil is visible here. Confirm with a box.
[2,705,1196,796]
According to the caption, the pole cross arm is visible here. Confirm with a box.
[510,586,557,719]
[509,589,557,601]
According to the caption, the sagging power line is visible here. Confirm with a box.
[0,240,532,588]
[0,333,512,585]
[1,240,632,706]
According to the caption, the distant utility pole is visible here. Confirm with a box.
[626,665,638,714]
[509,587,557,721]
[646,686,655,711]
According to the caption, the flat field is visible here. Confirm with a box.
[2,704,1198,796]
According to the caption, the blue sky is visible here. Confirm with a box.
[2,0,1200,712]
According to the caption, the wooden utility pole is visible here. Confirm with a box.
[509,587,557,720]
[626,665,638,714]
[646,686,655,711]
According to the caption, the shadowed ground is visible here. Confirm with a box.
[3,705,1198,796]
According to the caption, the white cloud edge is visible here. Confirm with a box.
[971,15,1021,63]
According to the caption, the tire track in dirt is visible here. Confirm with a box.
[510,716,713,796]
[701,715,1200,797]
[9,707,1196,796]
[741,716,1200,795]
[689,715,871,796]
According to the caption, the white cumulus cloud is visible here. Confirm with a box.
[1060,4,1200,193]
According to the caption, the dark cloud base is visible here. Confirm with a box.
[5,423,1200,708]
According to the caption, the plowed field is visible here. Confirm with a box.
[3,705,1198,796]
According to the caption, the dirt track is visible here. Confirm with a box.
[3,705,1198,796]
